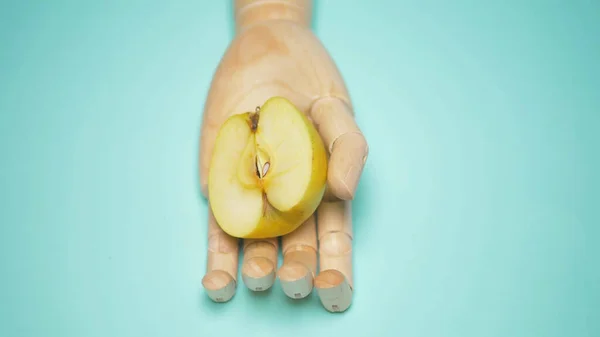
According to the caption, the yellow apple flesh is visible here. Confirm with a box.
[208,97,328,239]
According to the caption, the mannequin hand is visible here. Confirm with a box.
[199,0,368,312]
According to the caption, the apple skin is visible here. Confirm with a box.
[208,97,328,239]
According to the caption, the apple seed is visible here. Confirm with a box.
[262,162,270,177]
[255,156,270,179]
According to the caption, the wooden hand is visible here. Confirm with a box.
[200,0,368,312]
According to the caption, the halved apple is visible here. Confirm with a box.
[208,97,328,239]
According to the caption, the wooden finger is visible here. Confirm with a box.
[202,205,240,302]
[310,97,368,200]
[278,215,317,299]
[242,238,278,291]
[315,200,353,312]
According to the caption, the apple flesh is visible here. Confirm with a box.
[208,97,328,239]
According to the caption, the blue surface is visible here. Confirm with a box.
[1,1,598,336]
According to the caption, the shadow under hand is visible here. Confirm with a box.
[227,0,236,38]
[311,0,320,31]
[351,158,374,242]
[248,281,322,320]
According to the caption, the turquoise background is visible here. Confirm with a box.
[1,0,598,336]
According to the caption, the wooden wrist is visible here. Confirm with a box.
[234,0,312,31]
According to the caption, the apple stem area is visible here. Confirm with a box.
[250,106,271,181]
[250,106,260,131]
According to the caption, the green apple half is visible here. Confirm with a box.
[208,97,328,239]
